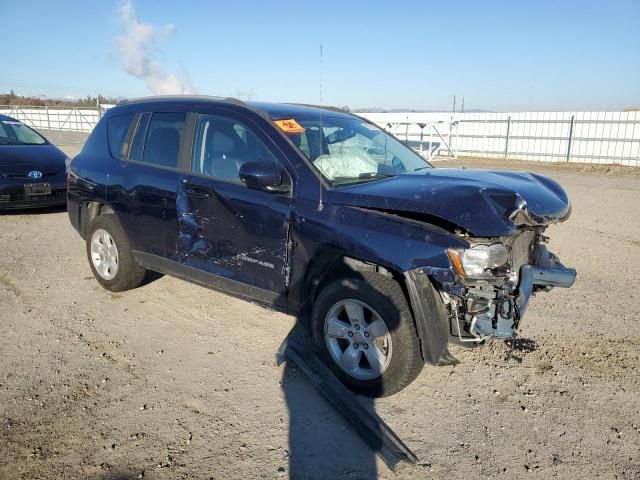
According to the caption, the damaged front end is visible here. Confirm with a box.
[437,229,576,342]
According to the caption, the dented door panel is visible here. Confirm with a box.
[177,175,292,302]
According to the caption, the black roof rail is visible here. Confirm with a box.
[117,95,246,106]
[286,102,349,114]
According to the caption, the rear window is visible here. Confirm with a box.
[107,113,135,158]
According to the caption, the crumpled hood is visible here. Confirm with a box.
[0,144,67,174]
[328,168,571,237]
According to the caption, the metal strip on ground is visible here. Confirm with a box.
[275,329,418,471]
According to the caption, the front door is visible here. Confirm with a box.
[178,111,293,305]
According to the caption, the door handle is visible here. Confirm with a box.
[186,187,211,199]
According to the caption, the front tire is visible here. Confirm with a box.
[311,273,423,397]
[86,214,146,292]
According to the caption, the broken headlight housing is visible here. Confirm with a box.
[447,243,510,278]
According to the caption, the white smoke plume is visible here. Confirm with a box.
[116,0,196,95]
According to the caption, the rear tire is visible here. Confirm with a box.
[311,273,424,397]
[86,214,146,292]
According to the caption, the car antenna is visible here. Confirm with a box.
[318,43,324,211]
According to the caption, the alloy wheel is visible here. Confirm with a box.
[90,228,119,281]
[324,299,392,380]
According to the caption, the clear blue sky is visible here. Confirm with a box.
[1,0,638,111]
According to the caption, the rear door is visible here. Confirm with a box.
[109,110,193,260]
[179,109,294,305]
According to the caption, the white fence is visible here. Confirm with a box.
[0,105,103,134]
[360,111,640,167]
[2,105,639,166]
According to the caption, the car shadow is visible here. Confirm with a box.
[278,270,413,479]
[139,269,164,287]
[281,359,379,479]
[0,204,67,215]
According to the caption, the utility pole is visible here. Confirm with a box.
[461,96,465,113]
[452,95,456,113]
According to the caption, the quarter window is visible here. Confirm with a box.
[140,112,186,168]
[192,114,279,182]
[107,113,134,158]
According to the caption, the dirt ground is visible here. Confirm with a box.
[1,152,639,480]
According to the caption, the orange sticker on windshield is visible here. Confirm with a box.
[274,119,305,134]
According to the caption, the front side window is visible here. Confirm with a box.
[0,119,46,145]
[279,115,431,186]
[192,114,279,182]
[141,112,186,168]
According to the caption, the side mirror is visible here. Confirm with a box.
[239,161,290,193]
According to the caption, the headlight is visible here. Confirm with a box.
[447,243,509,277]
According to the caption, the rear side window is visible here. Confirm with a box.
[141,112,186,168]
[107,113,135,158]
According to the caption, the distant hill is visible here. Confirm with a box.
[0,91,123,108]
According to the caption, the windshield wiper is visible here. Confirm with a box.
[332,173,395,187]
[413,166,431,171]
[358,172,394,179]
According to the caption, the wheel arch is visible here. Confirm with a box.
[79,200,117,238]
[301,245,450,365]
[300,246,427,356]
[302,247,400,304]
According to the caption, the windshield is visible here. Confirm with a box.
[278,115,431,186]
[0,119,47,145]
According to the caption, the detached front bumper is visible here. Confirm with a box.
[515,244,576,320]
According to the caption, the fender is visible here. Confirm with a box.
[287,198,462,364]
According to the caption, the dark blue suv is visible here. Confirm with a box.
[68,96,576,396]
